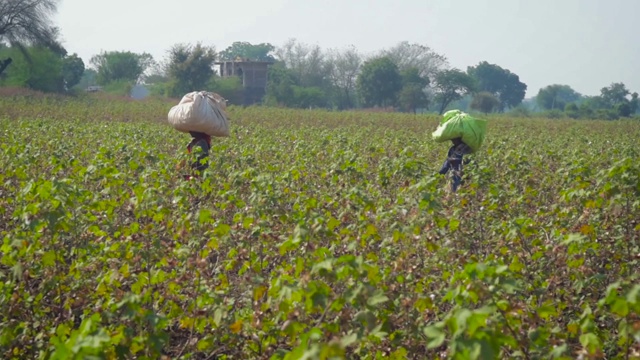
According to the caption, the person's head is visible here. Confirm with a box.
[452,137,463,146]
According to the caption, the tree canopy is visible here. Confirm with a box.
[381,41,447,80]
[467,61,527,111]
[398,67,429,113]
[471,91,500,114]
[218,41,275,62]
[90,51,154,85]
[0,0,65,75]
[434,69,475,114]
[164,43,217,97]
[356,56,402,108]
[536,84,582,110]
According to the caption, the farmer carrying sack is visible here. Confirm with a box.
[168,91,230,137]
[432,110,487,153]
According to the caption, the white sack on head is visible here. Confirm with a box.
[168,91,230,137]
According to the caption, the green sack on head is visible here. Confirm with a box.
[441,109,463,125]
[432,111,487,153]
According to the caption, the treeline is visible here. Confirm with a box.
[2,0,638,119]
[1,41,638,119]
[527,83,639,120]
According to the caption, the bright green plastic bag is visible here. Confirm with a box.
[432,110,487,153]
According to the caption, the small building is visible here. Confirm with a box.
[215,58,273,105]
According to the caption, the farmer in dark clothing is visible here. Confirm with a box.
[186,131,211,177]
[439,137,471,192]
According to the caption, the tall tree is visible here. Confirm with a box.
[536,84,582,110]
[630,92,639,114]
[356,56,402,108]
[600,82,631,107]
[0,46,64,92]
[470,91,500,114]
[327,46,361,109]
[433,69,475,114]
[264,61,296,107]
[274,39,330,89]
[62,53,85,89]
[0,0,65,75]
[90,50,154,85]
[164,43,217,97]
[398,67,429,113]
[467,61,527,111]
[218,41,275,62]
[381,41,447,80]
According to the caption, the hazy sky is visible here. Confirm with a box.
[55,0,639,98]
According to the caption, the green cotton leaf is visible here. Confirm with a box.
[455,309,473,333]
[312,259,334,274]
[366,291,389,307]
[197,338,212,351]
[562,233,585,246]
[449,218,460,232]
[537,304,558,320]
[214,223,231,237]
[604,282,621,303]
[549,344,568,358]
[579,333,601,354]
[327,217,341,231]
[626,285,640,304]
[355,310,377,331]
[509,256,524,273]
[423,325,446,349]
[340,332,358,348]
[42,251,56,267]
[76,329,111,350]
[198,209,212,224]
[611,298,629,317]
[55,324,71,339]
[242,217,254,229]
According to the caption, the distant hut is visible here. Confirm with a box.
[215,57,273,105]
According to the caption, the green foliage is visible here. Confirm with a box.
[264,64,327,108]
[163,43,217,98]
[218,41,275,61]
[292,85,328,108]
[101,79,134,96]
[208,75,244,105]
[62,53,85,89]
[631,92,639,115]
[434,69,475,114]
[401,67,429,88]
[75,68,97,90]
[327,46,361,110]
[357,56,402,107]
[2,78,640,360]
[0,0,66,67]
[264,62,296,107]
[274,39,330,89]
[536,84,582,110]
[467,61,527,111]
[90,50,154,85]
[600,82,631,107]
[0,46,64,92]
[470,92,500,114]
[381,41,447,80]
[509,104,532,118]
[398,67,429,113]
[564,103,580,119]
[398,83,429,114]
